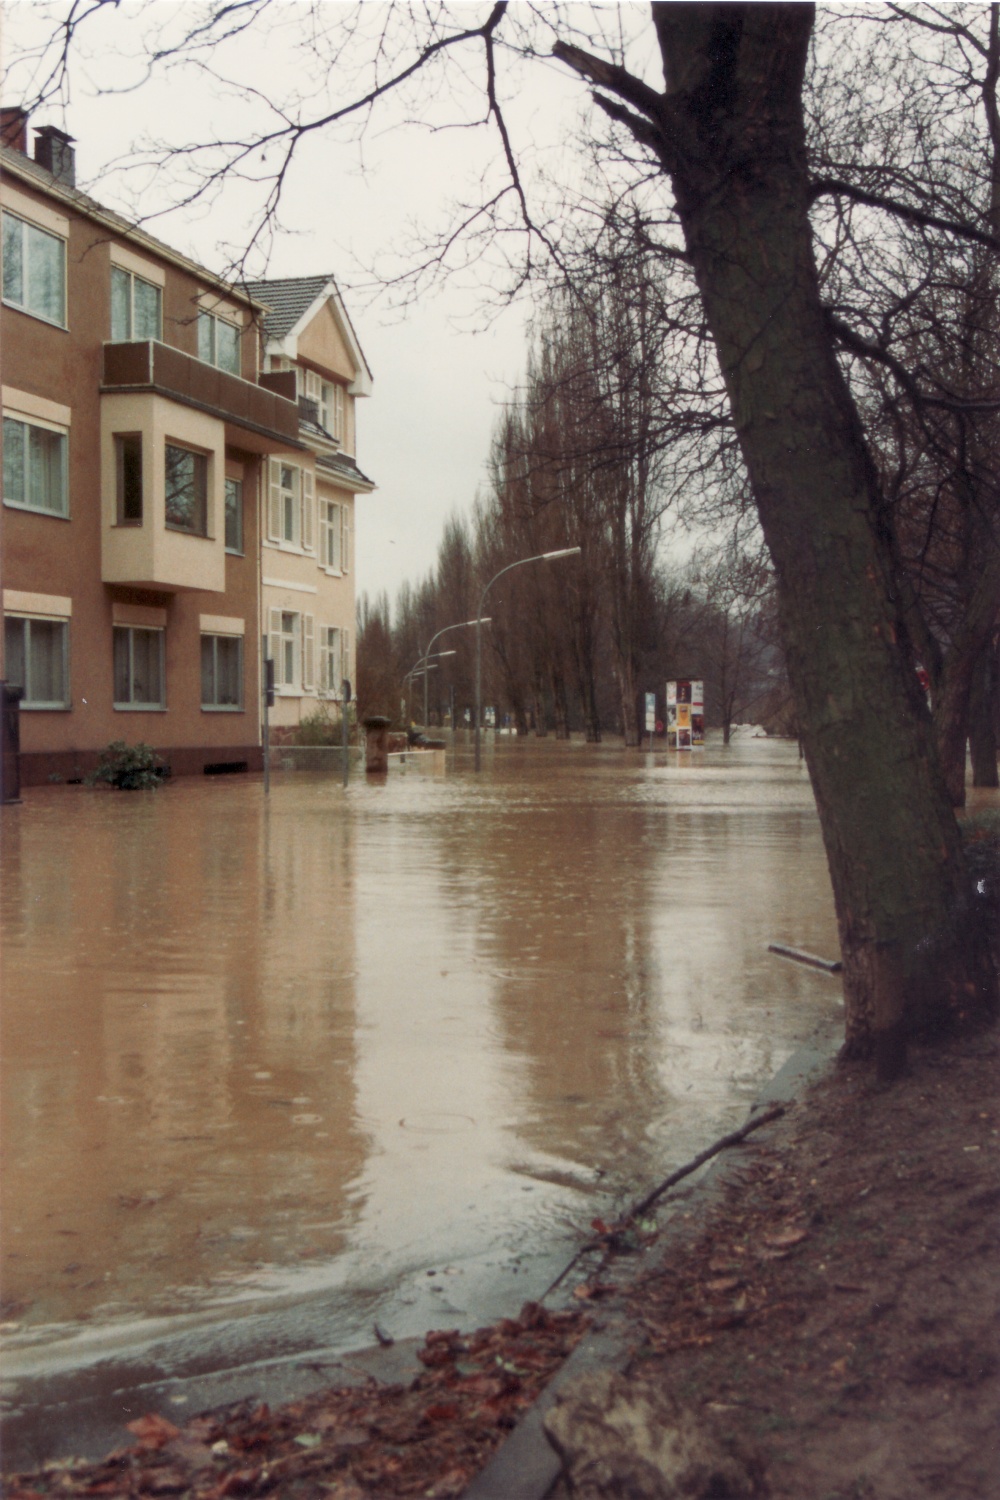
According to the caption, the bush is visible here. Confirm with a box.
[88,740,166,790]
[289,707,344,746]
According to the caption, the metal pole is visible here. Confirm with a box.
[262,634,270,796]
[474,547,581,772]
[342,682,350,788]
[424,662,429,730]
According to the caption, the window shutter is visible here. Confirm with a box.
[302,469,315,552]
[341,505,350,574]
[341,627,351,688]
[267,460,281,542]
[268,607,282,684]
[302,613,315,691]
[318,501,329,569]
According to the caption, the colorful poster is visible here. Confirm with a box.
[677,703,691,729]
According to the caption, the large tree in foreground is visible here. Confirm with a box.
[553,4,996,1068]
[18,0,997,1067]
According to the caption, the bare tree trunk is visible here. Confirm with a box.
[970,633,1000,788]
[570,4,999,1061]
[552,670,571,739]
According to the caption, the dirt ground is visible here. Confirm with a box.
[5,1023,997,1500]
[560,1024,1000,1500]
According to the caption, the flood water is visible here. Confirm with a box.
[1,735,841,1377]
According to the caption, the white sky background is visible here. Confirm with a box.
[3,3,664,610]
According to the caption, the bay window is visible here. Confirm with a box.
[115,434,143,524]
[164,443,208,535]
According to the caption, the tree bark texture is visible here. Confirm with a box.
[642,4,997,1052]
[969,633,1000,787]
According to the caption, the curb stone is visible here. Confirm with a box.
[460,1025,841,1500]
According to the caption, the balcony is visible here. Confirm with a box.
[102,342,303,455]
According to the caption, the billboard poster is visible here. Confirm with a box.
[645,692,656,732]
[667,679,704,748]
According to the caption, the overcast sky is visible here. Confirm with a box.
[4,2,636,609]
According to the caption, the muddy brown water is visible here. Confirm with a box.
[1,734,841,1378]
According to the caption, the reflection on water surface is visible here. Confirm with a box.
[1,735,839,1363]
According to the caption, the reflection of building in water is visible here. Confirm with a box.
[0,782,366,1327]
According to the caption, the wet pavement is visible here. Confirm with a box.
[1,734,841,1421]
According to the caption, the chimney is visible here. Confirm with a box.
[34,125,76,187]
[0,107,29,154]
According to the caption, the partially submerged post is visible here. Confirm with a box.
[363,715,390,775]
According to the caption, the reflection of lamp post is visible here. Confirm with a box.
[474,547,581,771]
[420,617,491,729]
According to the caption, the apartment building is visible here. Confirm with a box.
[0,112,373,785]
[247,276,374,731]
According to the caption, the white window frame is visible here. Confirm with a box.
[110,265,162,341]
[1,210,67,328]
[2,412,69,517]
[268,607,315,694]
[201,633,244,711]
[113,625,165,710]
[3,613,70,709]
[318,498,351,574]
[267,459,314,553]
[319,624,341,697]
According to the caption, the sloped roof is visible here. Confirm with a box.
[245,275,334,339]
[1,144,264,311]
[317,450,375,492]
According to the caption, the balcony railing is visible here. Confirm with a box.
[102,342,302,451]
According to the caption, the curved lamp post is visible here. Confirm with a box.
[474,547,581,771]
[419,617,491,729]
[405,651,455,725]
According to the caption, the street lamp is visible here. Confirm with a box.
[404,650,456,726]
[474,547,581,771]
[420,617,492,729]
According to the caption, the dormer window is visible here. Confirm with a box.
[301,369,344,440]
[197,310,240,375]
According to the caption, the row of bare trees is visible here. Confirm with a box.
[356,249,785,745]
